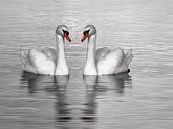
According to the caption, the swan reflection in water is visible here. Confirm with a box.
[21,71,132,128]
[21,71,69,93]
[20,72,72,124]
[81,72,132,123]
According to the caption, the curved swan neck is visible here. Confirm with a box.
[87,34,96,58]
[56,35,65,48]
[55,35,68,75]
[84,34,97,75]
[88,34,96,49]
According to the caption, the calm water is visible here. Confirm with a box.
[0,0,173,128]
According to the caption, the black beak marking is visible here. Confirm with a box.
[83,29,90,36]
[63,30,69,35]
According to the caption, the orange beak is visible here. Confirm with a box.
[81,33,89,42]
[64,32,71,42]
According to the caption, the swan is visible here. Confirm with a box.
[20,25,71,75]
[81,25,133,75]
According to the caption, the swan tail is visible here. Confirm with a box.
[19,48,29,67]
[124,49,133,66]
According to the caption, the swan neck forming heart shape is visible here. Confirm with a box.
[55,35,69,75]
[84,34,97,75]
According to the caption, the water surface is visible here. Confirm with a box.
[0,0,173,128]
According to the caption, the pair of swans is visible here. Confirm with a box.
[20,25,133,76]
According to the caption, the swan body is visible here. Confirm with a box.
[20,47,57,75]
[81,25,133,75]
[20,25,71,75]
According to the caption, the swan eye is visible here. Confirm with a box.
[63,30,69,35]
[83,30,90,36]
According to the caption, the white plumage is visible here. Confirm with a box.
[82,25,133,75]
[19,25,71,75]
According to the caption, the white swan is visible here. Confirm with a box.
[81,25,133,75]
[20,25,71,75]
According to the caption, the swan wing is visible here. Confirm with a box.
[95,47,111,63]
[41,47,57,62]
[28,48,47,66]
[104,47,125,67]
[29,48,55,72]
[97,47,127,75]
[20,48,42,73]
[20,48,55,74]
[123,49,133,66]
[20,49,30,67]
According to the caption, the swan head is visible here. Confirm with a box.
[81,25,96,42]
[56,25,71,42]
